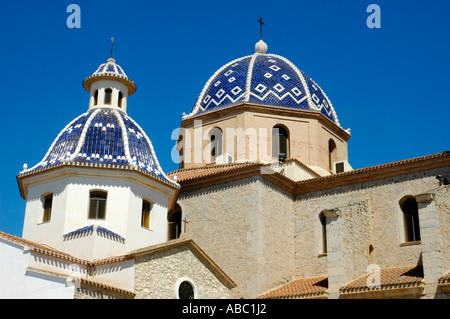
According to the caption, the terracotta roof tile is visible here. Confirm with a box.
[439,272,450,284]
[168,162,264,182]
[340,265,424,294]
[0,231,90,265]
[258,276,328,299]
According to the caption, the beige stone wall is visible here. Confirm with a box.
[436,185,450,272]
[178,176,295,299]
[133,245,232,299]
[176,165,450,298]
[179,107,349,173]
[295,166,450,297]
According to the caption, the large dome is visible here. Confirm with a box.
[19,109,175,186]
[185,46,340,126]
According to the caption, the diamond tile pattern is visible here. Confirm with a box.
[189,53,339,125]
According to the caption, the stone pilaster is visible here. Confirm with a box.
[323,208,345,299]
[416,193,444,298]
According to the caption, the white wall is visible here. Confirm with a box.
[22,168,173,260]
[0,239,74,299]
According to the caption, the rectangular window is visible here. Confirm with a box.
[141,200,151,229]
[335,162,345,173]
[42,194,53,223]
[89,191,107,219]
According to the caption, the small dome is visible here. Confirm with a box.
[20,109,176,186]
[185,50,340,126]
[83,58,137,96]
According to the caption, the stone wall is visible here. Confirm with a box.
[176,165,450,299]
[133,245,232,299]
[295,166,450,298]
[179,176,295,298]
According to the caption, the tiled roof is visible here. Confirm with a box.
[439,272,450,284]
[185,52,340,126]
[0,231,91,265]
[17,109,178,188]
[258,276,328,299]
[340,265,424,294]
[168,151,450,194]
[168,162,264,182]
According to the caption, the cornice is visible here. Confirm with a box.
[172,151,450,195]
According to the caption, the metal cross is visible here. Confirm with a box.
[183,218,188,232]
[110,37,114,58]
[257,18,264,40]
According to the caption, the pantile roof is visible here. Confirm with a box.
[340,265,424,294]
[258,276,328,299]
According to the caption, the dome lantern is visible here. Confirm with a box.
[82,53,137,114]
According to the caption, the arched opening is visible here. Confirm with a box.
[319,212,327,254]
[93,90,99,106]
[118,91,123,108]
[42,193,53,223]
[176,277,197,299]
[209,127,223,162]
[168,204,182,240]
[104,88,112,105]
[328,139,337,171]
[401,197,421,242]
[88,190,107,220]
[272,125,289,162]
[141,199,152,229]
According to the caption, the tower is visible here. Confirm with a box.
[16,56,179,260]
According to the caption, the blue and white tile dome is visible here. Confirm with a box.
[186,45,340,126]
[19,109,176,186]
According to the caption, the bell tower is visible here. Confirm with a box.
[17,52,178,261]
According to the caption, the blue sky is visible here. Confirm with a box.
[0,0,449,237]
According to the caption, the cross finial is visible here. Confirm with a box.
[257,18,264,40]
[110,37,114,58]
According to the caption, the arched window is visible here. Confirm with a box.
[42,193,53,223]
[141,199,152,229]
[209,128,223,162]
[328,139,337,171]
[168,204,182,240]
[104,88,112,105]
[89,190,107,219]
[118,91,123,108]
[272,125,289,162]
[401,198,421,242]
[93,90,99,106]
[176,277,197,299]
[319,212,327,254]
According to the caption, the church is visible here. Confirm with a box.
[0,34,449,299]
